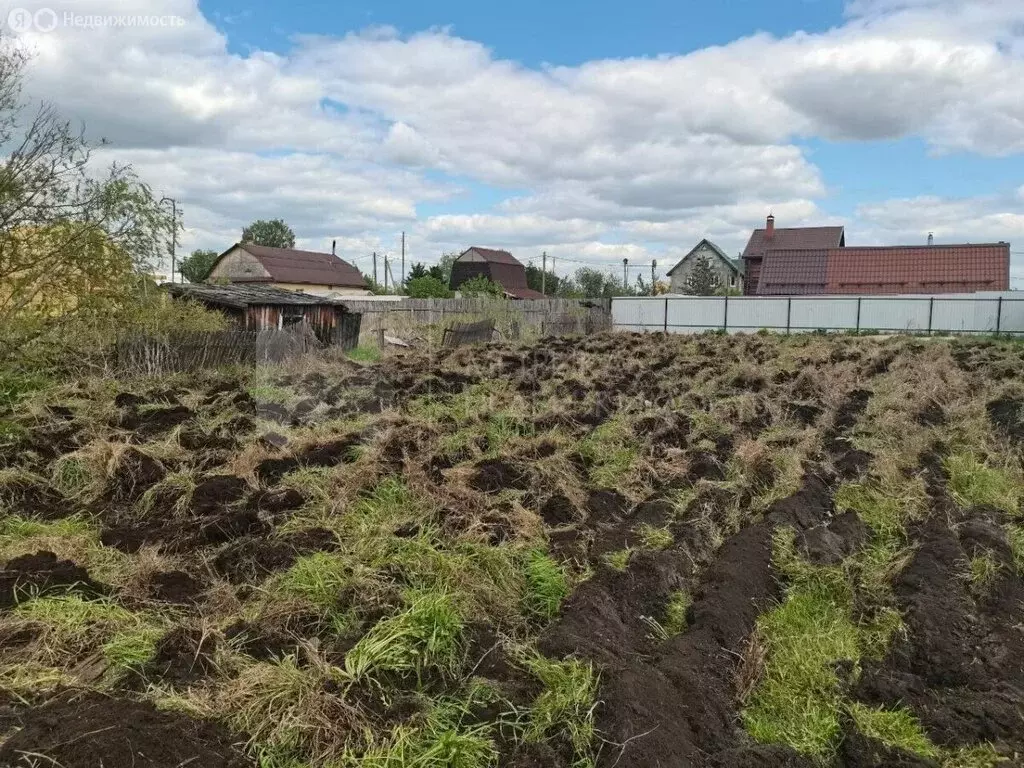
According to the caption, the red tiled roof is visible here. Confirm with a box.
[756,249,831,295]
[217,243,366,288]
[825,244,1009,294]
[462,247,523,266]
[742,226,845,260]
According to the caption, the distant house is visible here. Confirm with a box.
[449,247,545,299]
[164,282,360,346]
[666,239,742,293]
[207,243,370,297]
[741,215,1009,295]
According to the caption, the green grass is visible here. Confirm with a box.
[602,548,633,571]
[847,703,939,759]
[743,530,860,758]
[274,552,352,613]
[522,550,569,621]
[636,524,673,550]
[522,654,599,764]
[49,455,96,499]
[344,590,465,684]
[348,346,382,363]
[248,382,294,404]
[10,594,164,677]
[663,590,692,636]
[944,453,1021,514]
[579,416,639,488]
[834,478,927,541]
[966,552,1003,592]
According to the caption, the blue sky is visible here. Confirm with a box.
[10,0,1023,282]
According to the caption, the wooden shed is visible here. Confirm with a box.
[164,283,361,348]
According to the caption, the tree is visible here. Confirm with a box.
[682,256,721,296]
[525,262,560,295]
[458,275,505,298]
[241,218,295,249]
[406,275,453,298]
[433,252,458,285]
[179,248,219,283]
[407,262,429,281]
[0,47,177,365]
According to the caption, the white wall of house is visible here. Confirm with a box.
[668,243,740,293]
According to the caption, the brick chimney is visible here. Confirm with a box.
[766,213,775,239]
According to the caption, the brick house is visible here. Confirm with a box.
[742,215,1009,295]
[449,247,545,299]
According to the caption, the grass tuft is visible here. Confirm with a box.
[579,416,638,488]
[663,590,692,636]
[522,654,599,764]
[636,524,673,550]
[847,702,939,759]
[944,453,1021,514]
[522,550,569,621]
[344,590,465,684]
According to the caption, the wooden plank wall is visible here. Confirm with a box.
[339,298,612,346]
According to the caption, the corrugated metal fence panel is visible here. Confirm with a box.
[789,297,860,331]
[612,294,1024,335]
[667,297,726,332]
[726,298,788,331]
[860,298,931,331]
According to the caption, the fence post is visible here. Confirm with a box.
[856,297,862,333]
[996,296,1003,338]
[664,297,669,333]
[927,297,934,336]
[786,297,792,335]
[723,295,729,332]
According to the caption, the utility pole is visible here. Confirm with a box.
[651,260,657,296]
[373,251,378,285]
[383,254,389,293]
[541,251,547,296]
[386,257,397,293]
[160,197,177,283]
[623,258,628,287]
[401,231,406,286]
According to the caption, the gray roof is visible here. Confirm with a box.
[164,282,348,309]
[666,239,740,277]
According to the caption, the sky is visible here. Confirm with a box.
[3,0,1024,285]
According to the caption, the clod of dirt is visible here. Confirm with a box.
[113,392,146,409]
[191,475,250,515]
[0,551,107,609]
[106,448,166,504]
[707,745,816,767]
[255,401,291,424]
[260,431,290,450]
[119,404,193,438]
[145,626,220,687]
[800,511,871,565]
[987,397,1024,443]
[199,508,269,545]
[247,487,304,516]
[148,570,204,604]
[223,620,300,661]
[0,690,252,768]
[839,726,938,767]
[213,527,338,584]
[539,494,577,526]
[585,489,628,524]
[686,452,727,482]
[255,437,360,484]
[470,458,531,493]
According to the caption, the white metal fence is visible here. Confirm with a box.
[612,293,1024,336]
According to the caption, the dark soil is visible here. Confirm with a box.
[144,626,220,686]
[470,458,531,492]
[213,527,338,584]
[148,570,204,603]
[0,551,107,609]
[987,396,1024,443]
[0,690,252,768]
[853,506,1024,752]
[106,448,166,504]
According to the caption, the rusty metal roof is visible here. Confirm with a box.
[164,282,348,309]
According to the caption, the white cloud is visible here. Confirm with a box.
[0,0,1021,275]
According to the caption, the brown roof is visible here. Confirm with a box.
[216,243,366,288]
[756,249,830,295]
[742,226,846,260]
[825,244,1009,294]
[462,247,524,266]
